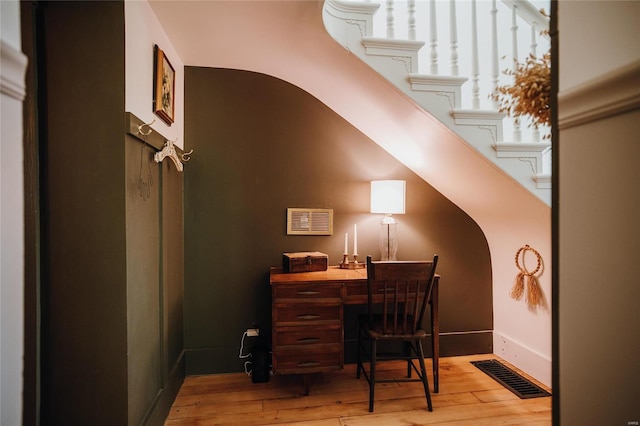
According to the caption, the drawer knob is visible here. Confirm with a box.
[297,337,320,344]
[297,290,320,296]
[297,314,321,320]
[298,361,320,368]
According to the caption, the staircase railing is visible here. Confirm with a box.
[323,0,552,201]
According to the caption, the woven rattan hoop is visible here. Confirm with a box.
[515,244,542,276]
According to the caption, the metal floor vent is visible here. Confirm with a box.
[471,359,551,399]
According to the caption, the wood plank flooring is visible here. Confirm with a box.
[165,354,551,425]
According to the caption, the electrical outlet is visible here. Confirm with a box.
[247,328,259,337]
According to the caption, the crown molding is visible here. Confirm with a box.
[0,40,28,101]
[558,60,640,130]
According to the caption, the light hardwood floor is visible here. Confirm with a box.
[165,354,552,425]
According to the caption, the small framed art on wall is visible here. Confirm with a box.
[153,44,175,125]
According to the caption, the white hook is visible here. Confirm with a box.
[137,119,156,136]
[181,149,194,162]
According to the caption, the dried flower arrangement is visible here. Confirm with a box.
[492,51,551,130]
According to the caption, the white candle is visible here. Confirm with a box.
[353,224,358,255]
[344,232,348,254]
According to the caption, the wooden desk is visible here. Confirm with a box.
[270,266,440,395]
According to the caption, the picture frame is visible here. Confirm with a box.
[153,44,175,125]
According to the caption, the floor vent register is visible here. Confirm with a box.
[471,359,551,399]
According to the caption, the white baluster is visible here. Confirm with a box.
[530,21,540,142]
[491,0,499,110]
[408,0,416,41]
[530,21,538,57]
[471,0,480,109]
[386,0,395,39]
[430,0,439,74]
[511,4,522,142]
[450,0,459,76]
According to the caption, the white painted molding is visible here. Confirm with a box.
[493,142,551,157]
[533,173,551,189]
[326,0,379,16]
[408,74,467,90]
[323,0,380,38]
[558,60,640,130]
[362,37,425,73]
[451,109,506,125]
[494,331,552,387]
[500,0,550,32]
[0,40,28,101]
[362,37,425,53]
[493,142,551,175]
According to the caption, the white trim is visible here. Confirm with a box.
[0,40,28,101]
[558,60,640,130]
[500,0,550,32]
[533,173,551,189]
[494,331,552,387]
[451,109,506,125]
[361,37,425,53]
[326,0,380,16]
[493,142,551,156]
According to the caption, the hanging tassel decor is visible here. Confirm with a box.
[511,245,543,308]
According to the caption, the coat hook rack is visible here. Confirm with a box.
[154,138,192,172]
[137,118,156,136]
[181,149,193,163]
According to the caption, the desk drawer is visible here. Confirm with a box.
[274,347,342,374]
[273,283,342,300]
[273,304,341,325]
[273,325,341,347]
[344,281,385,303]
[344,282,425,303]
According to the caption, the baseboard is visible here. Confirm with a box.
[143,351,185,426]
[344,330,493,363]
[493,331,551,388]
[185,347,247,375]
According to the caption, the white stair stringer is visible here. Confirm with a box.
[323,0,551,205]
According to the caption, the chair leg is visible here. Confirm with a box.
[356,324,362,379]
[369,339,377,412]
[405,341,412,378]
[416,340,433,411]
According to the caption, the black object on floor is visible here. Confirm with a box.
[471,359,551,399]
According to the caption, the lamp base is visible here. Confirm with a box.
[379,221,398,261]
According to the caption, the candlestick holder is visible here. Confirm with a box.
[340,254,366,269]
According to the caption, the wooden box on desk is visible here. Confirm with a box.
[282,252,328,273]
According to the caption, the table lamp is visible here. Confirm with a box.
[370,180,406,261]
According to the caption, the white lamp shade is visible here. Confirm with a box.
[370,180,406,214]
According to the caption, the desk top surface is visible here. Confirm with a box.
[270,266,367,284]
[270,266,440,284]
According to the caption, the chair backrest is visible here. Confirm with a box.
[366,255,439,335]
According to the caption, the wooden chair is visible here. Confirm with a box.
[356,254,439,412]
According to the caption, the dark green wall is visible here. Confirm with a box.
[125,135,185,425]
[36,2,184,424]
[184,67,493,374]
[41,2,128,423]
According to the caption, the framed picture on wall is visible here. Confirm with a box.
[153,44,175,125]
